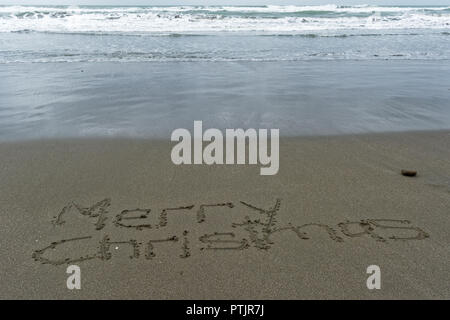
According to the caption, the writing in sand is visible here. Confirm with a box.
[32,198,430,266]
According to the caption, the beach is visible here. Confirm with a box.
[0,131,449,299]
[1,4,449,300]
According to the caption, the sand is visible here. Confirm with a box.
[0,131,449,299]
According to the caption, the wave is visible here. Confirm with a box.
[3,55,449,64]
[7,29,430,38]
[1,5,449,14]
[0,5,449,34]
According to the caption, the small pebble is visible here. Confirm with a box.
[401,169,417,177]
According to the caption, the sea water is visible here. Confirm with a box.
[0,5,449,140]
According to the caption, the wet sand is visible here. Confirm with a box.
[2,61,450,141]
[0,131,449,299]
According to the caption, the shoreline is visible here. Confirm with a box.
[2,60,450,141]
[1,130,449,299]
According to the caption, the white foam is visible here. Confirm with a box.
[0,5,449,34]
[1,5,449,13]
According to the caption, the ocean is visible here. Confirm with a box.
[1,5,450,62]
[0,5,449,140]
